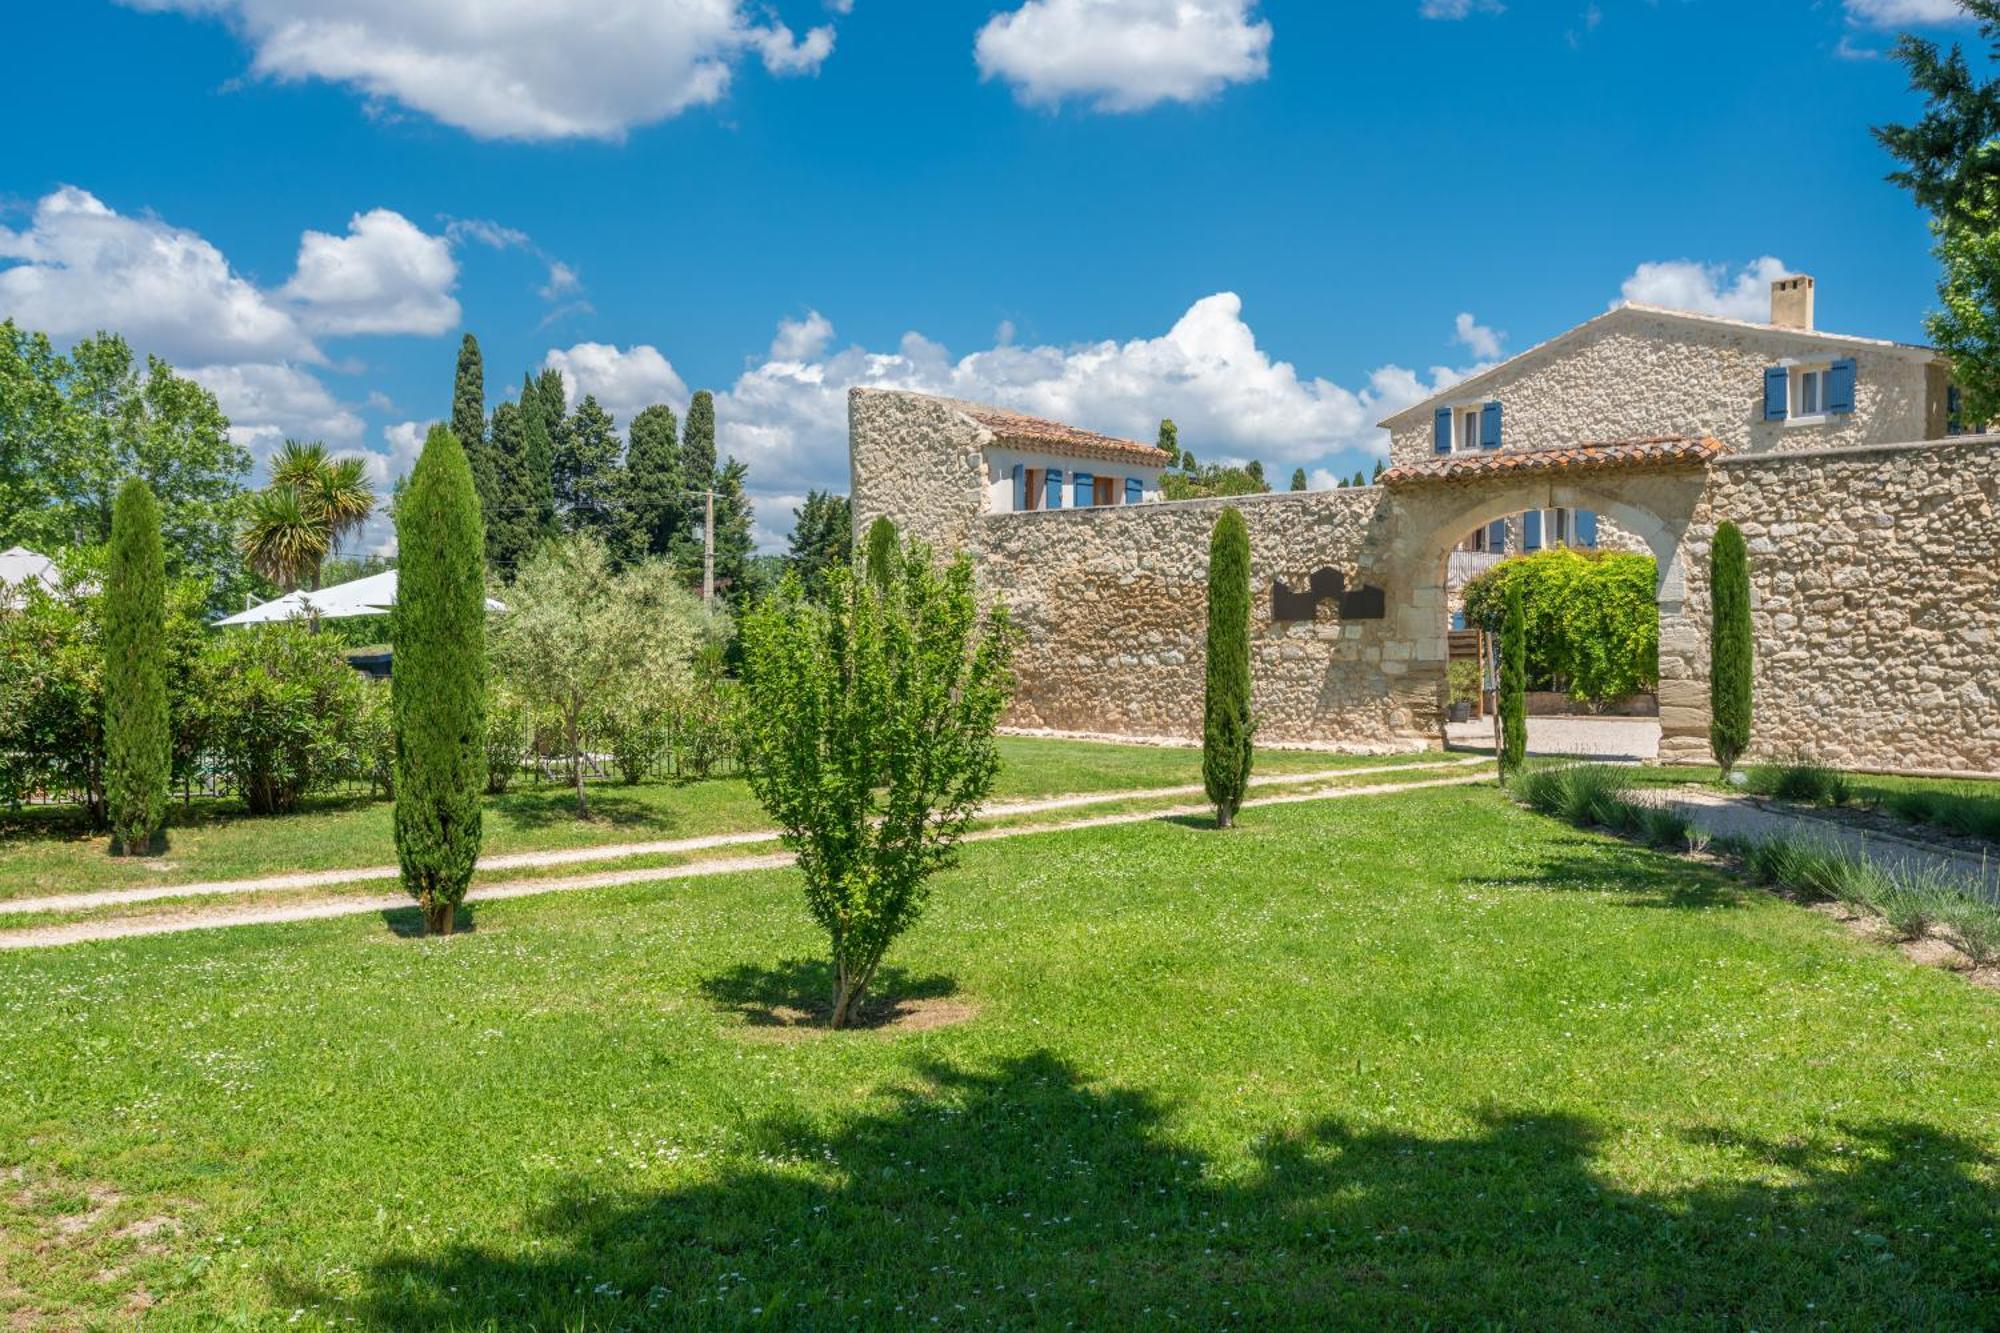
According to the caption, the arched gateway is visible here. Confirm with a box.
[850,274,2000,775]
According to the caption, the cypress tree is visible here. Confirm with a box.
[1371,459,1386,482]
[520,372,559,542]
[451,334,494,515]
[105,477,169,856]
[393,425,487,937]
[711,456,757,612]
[622,403,682,562]
[1158,418,1181,468]
[1203,507,1253,828]
[863,515,901,591]
[1708,519,1754,774]
[1499,581,1527,778]
[485,401,529,573]
[673,390,719,583]
[1290,467,1307,491]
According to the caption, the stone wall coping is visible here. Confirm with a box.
[1712,433,2000,467]
[980,487,1379,524]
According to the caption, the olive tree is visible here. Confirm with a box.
[740,539,1014,1029]
[487,533,714,817]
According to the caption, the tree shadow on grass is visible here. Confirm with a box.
[302,1050,2000,1329]
[1490,831,1748,911]
[487,789,688,835]
[697,956,958,1030]
[378,904,479,938]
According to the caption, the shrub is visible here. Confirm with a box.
[483,682,530,795]
[1709,520,1753,774]
[104,479,171,855]
[740,542,1013,1029]
[863,515,900,592]
[351,681,396,797]
[1446,659,1482,707]
[200,623,367,815]
[1203,507,1253,828]
[1498,583,1527,778]
[1641,806,1694,851]
[1936,895,2000,966]
[392,425,488,936]
[1883,787,2000,843]
[1746,759,1852,806]
[1461,547,1658,705]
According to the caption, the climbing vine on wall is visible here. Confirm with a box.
[1463,549,1659,706]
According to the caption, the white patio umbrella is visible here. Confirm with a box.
[214,569,503,626]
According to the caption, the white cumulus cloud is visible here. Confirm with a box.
[1843,0,1968,26]
[975,0,1272,112]
[185,362,368,465]
[1453,312,1504,360]
[1419,0,1503,17]
[1617,256,1793,323]
[0,186,313,365]
[542,342,690,425]
[283,207,460,336]
[119,0,841,141]
[769,310,834,362]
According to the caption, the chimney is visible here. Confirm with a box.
[1770,274,1815,331]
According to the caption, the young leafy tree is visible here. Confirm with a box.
[392,425,488,935]
[104,478,169,855]
[1708,520,1753,775]
[1289,467,1308,491]
[740,539,1014,1028]
[622,403,681,562]
[1203,507,1253,828]
[451,334,495,513]
[1499,582,1527,779]
[787,490,852,591]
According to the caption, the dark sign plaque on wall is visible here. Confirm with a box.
[1271,568,1385,623]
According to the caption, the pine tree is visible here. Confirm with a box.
[1203,507,1253,828]
[1499,582,1528,779]
[622,403,682,562]
[1289,467,1307,491]
[451,334,494,515]
[1158,418,1181,469]
[393,425,487,936]
[1709,520,1754,775]
[711,456,757,613]
[555,394,624,548]
[787,490,853,590]
[105,477,169,856]
[1372,459,1385,482]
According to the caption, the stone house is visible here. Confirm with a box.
[849,278,2000,777]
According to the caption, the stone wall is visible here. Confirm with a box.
[977,488,1433,751]
[1690,438,2000,774]
[849,389,990,554]
[1385,308,1938,467]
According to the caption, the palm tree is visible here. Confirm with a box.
[241,440,377,592]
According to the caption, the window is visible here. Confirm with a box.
[1094,475,1117,506]
[1549,507,1571,547]
[1792,365,1827,420]
[1455,406,1483,453]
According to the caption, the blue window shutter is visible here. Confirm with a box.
[1763,366,1788,421]
[1480,400,1502,449]
[1487,518,1507,552]
[1073,471,1093,507]
[1011,463,1025,511]
[1827,357,1856,414]
[1451,611,1467,632]
[1045,467,1064,509]
[1125,477,1143,504]
[1949,384,1963,434]
[1524,509,1543,551]
[1434,407,1452,454]
[1575,509,1598,548]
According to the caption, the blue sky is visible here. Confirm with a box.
[0,0,1982,548]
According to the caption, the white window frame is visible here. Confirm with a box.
[1454,405,1484,453]
[1787,363,1830,427]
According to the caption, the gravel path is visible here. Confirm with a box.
[2,756,1490,918]
[1636,787,2000,902]
[1446,717,1660,762]
[0,771,1493,950]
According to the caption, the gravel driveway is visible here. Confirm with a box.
[1445,716,1661,763]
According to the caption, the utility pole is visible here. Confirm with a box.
[702,489,715,606]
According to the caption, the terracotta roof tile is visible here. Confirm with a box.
[1379,436,1726,486]
[946,398,1170,467]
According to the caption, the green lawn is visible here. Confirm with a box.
[1,783,1995,1328]
[0,737,1423,902]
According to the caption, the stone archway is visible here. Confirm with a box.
[1375,458,1715,762]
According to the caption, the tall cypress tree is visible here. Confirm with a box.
[622,403,681,562]
[1499,582,1527,779]
[1158,418,1181,469]
[1709,520,1754,774]
[451,334,494,515]
[105,477,169,856]
[393,424,487,936]
[485,401,530,573]
[520,372,559,544]
[673,390,719,583]
[1203,507,1253,828]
